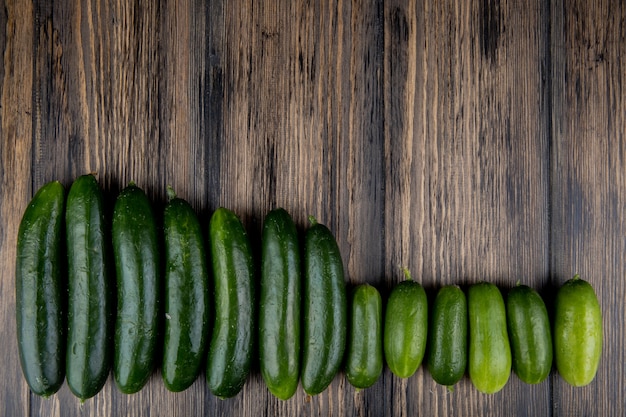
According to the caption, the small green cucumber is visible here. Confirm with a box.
[161,187,210,392]
[426,285,467,387]
[383,269,428,379]
[468,282,511,394]
[65,174,113,400]
[112,182,160,394]
[346,284,383,390]
[206,207,255,398]
[259,208,301,400]
[506,284,552,384]
[16,181,66,397]
[301,216,347,395]
[554,275,602,387]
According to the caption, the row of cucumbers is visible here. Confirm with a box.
[16,176,602,402]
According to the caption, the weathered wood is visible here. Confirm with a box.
[0,1,35,415]
[1,1,35,416]
[1,0,624,415]
[550,1,626,416]
[383,0,551,415]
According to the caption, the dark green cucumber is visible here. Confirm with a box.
[112,182,160,394]
[301,216,347,395]
[468,282,511,394]
[65,174,113,400]
[161,187,210,392]
[383,269,428,379]
[16,181,66,397]
[206,207,255,398]
[426,285,467,387]
[506,284,552,384]
[259,208,301,400]
[345,284,383,390]
[554,275,602,387]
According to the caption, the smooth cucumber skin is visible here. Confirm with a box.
[554,275,602,387]
[426,285,467,387]
[206,207,255,398]
[301,218,347,395]
[112,183,160,394]
[346,284,383,389]
[161,193,210,392]
[16,181,66,397]
[506,285,552,385]
[468,282,511,394]
[65,174,113,400]
[259,208,301,400]
[383,280,428,379]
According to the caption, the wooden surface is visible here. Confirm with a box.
[1,0,624,415]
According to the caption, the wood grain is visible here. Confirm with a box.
[1,0,624,415]
[383,0,551,415]
[550,0,625,416]
[1,1,37,416]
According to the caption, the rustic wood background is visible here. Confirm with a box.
[1,0,624,415]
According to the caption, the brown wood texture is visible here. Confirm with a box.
[550,0,625,416]
[1,0,624,416]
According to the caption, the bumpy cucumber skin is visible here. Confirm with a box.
[426,285,467,387]
[468,282,511,394]
[554,275,602,387]
[206,207,255,399]
[301,219,347,395]
[506,284,552,385]
[346,284,383,390]
[112,183,160,394]
[65,174,113,400]
[16,181,66,397]
[161,194,210,392]
[383,279,428,379]
[259,208,301,400]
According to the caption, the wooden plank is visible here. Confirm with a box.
[328,0,387,414]
[24,0,217,416]
[383,0,552,415]
[203,0,226,213]
[215,0,386,414]
[550,0,626,415]
[337,0,386,287]
[2,0,624,415]
[1,1,35,416]
[30,0,161,414]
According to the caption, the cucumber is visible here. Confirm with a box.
[383,270,428,379]
[259,208,301,400]
[468,282,511,394]
[16,181,66,397]
[426,285,467,387]
[301,216,347,395]
[65,174,113,400]
[161,187,210,392]
[506,284,552,384]
[112,182,160,394]
[345,284,383,390]
[206,207,255,398]
[554,275,602,387]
